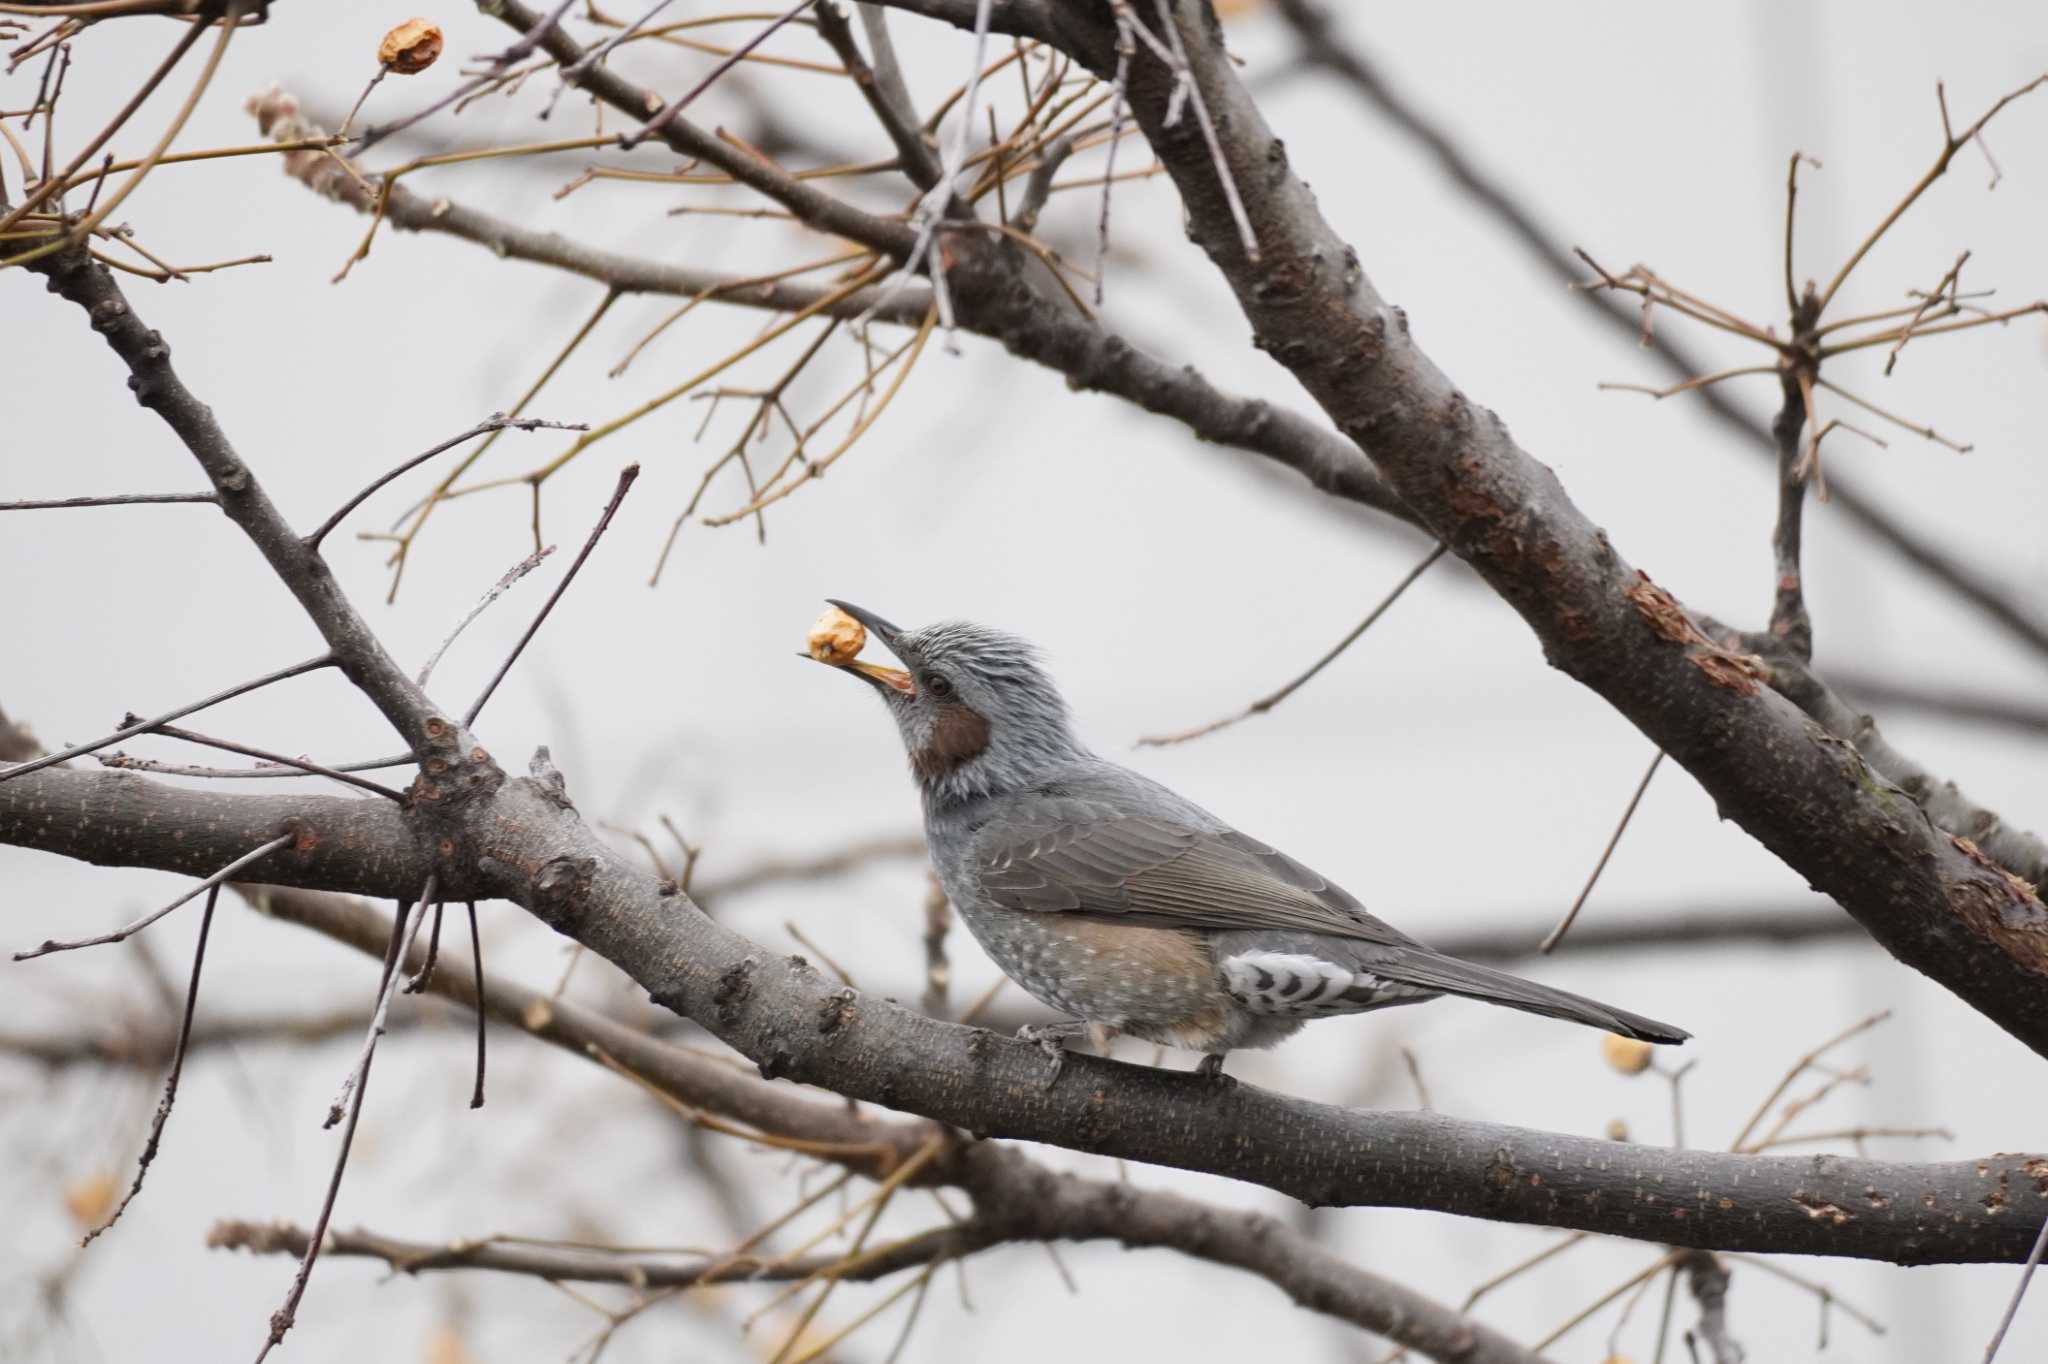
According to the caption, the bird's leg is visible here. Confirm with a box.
[1016,1020,1090,1087]
[1196,1052,1235,1088]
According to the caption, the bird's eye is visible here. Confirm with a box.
[924,673,954,698]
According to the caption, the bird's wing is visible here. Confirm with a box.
[978,810,1419,947]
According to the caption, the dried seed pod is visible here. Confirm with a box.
[1602,1032,1655,1076]
[807,606,867,665]
[378,18,444,74]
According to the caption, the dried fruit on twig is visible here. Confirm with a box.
[807,607,867,665]
[378,19,444,74]
[1603,1033,1655,1076]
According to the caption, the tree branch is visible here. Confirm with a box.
[234,882,1554,1364]
[1756,647,2048,888]
[7,769,2040,1262]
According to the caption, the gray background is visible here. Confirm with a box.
[4,2,2045,1360]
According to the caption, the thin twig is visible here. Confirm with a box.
[466,901,487,1108]
[1540,748,1666,954]
[0,490,214,510]
[1728,1010,1891,1153]
[1138,542,1445,746]
[306,415,583,552]
[464,465,640,727]
[416,545,556,688]
[141,722,408,801]
[253,881,431,1363]
[1984,1213,2048,1363]
[98,750,413,781]
[404,899,444,994]
[0,654,333,785]
[624,0,818,148]
[80,882,220,1244]
[14,833,292,961]
[323,877,438,1129]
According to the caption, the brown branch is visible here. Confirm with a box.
[1768,360,1814,659]
[815,0,943,189]
[233,882,1553,1364]
[1752,646,2048,888]
[26,753,2032,1261]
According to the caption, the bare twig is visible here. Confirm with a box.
[14,833,292,961]
[0,490,214,510]
[1816,75,2048,313]
[467,901,486,1108]
[141,722,408,801]
[97,750,414,781]
[305,415,584,552]
[416,546,556,689]
[463,465,640,727]
[1138,542,1444,746]
[0,654,333,785]
[79,882,221,1244]
[255,879,433,1363]
[1730,1011,1891,1153]
[624,0,819,149]
[1539,749,1665,954]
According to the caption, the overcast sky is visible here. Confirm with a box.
[5,3,2047,1361]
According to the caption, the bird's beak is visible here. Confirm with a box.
[821,599,915,696]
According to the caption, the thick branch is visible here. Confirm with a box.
[0,766,434,895]
[239,882,1550,1363]
[19,769,2034,1261]
[982,0,2048,1053]
[1760,650,2048,888]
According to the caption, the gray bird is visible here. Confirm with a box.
[818,602,1689,1080]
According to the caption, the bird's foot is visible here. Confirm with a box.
[1016,1021,1089,1088]
[1196,1053,1235,1089]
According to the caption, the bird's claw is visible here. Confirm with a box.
[1016,1022,1085,1089]
[1196,1053,1235,1089]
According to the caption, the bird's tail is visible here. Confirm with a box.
[1373,949,1689,1044]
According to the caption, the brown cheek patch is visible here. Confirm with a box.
[911,702,992,782]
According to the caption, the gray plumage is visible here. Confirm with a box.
[819,603,1689,1073]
